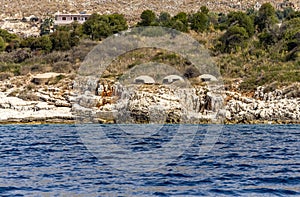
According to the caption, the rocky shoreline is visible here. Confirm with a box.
[224,85,300,124]
[0,73,299,124]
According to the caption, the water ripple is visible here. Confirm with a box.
[0,124,299,196]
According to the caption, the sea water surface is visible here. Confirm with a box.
[0,124,299,196]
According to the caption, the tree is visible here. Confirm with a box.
[40,17,54,35]
[5,39,20,52]
[171,20,188,32]
[83,13,128,40]
[218,25,249,53]
[20,36,36,48]
[0,29,18,43]
[215,13,228,30]
[286,10,300,20]
[139,10,157,26]
[173,12,188,24]
[282,7,295,19]
[83,13,98,36]
[32,35,52,52]
[255,3,278,32]
[171,12,189,32]
[50,31,71,51]
[158,12,171,26]
[200,6,209,15]
[190,11,209,33]
[258,29,278,46]
[227,11,254,37]
[280,18,300,54]
[93,20,112,39]
[108,13,128,33]
[0,36,5,52]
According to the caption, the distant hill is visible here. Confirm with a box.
[1,0,299,23]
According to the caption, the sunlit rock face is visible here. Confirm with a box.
[74,63,225,124]
[224,83,300,124]
[75,83,225,124]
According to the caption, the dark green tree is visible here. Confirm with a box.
[0,29,18,43]
[173,12,188,24]
[227,11,254,37]
[158,12,171,26]
[171,12,189,32]
[286,10,300,20]
[171,20,188,32]
[83,13,127,40]
[5,39,20,52]
[190,11,209,33]
[255,3,278,32]
[40,17,54,35]
[50,30,71,51]
[108,13,128,33]
[216,13,228,30]
[139,10,157,26]
[32,35,52,52]
[218,25,249,53]
[200,6,209,15]
[258,29,278,46]
[20,36,36,48]
[283,7,295,19]
[280,18,300,60]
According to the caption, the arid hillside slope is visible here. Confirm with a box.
[1,0,299,23]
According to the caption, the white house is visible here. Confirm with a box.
[54,12,91,25]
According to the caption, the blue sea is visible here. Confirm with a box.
[0,124,299,196]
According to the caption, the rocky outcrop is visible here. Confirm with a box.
[74,82,226,124]
[0,20,40,37]
[74,80,300,124]
[0,74,299,124]
[225,83,300,124]
[0,93,74,123]
[0,74,74,124]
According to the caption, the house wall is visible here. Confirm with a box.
[54,14,90,25]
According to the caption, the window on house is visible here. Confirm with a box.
[74,17,77,21]
[62,17,66,20]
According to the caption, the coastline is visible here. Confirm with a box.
[0,75,299,125]
[1,119,299,125]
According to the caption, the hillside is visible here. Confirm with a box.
[1,0,299,23]
[0,2,299,124]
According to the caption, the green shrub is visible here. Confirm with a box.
[50,31,71,51]
[32,35,52,52]
[83,13,128,40]
[255,3,278,32]
[190,12,209,33]
[0,36,6,52]
[0,29,18,43]
[139,10,157,26]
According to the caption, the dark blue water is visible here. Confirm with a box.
[0,124,299,196]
